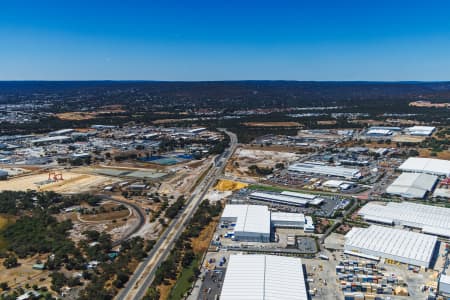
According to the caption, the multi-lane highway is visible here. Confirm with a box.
[116,129,237,300]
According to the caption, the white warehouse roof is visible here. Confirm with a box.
[222,205,271,236]
[399,157,450,177]
[223,204,308,232]
[323,180,346,188]
[366,129,393,136]
[271,212,305,223]
[386,172,438,198]
[405,125,435,136]
[280,191,325,205]
[249,192,309,206]
[345,225,437,268]
[220,254,308,300]
[288,162,361,179]
[280,191,316,200]
[358,202,450,238]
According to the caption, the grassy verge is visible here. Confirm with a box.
[168,256,200,300]
[189,164,213,193]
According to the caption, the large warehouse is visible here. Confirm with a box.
[358,202,450,238]
[249,191,324,207]
[220,254,308,300]
[221,205,271,242]
[405,125,436,136]
[221,204,314,242]
[398,157,450,177]
[345,225,438,268]
[288,162,361,179]
[385,172,438,198]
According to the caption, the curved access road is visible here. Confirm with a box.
[115,129,237,300]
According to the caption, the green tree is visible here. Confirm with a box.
[3,255,18,269]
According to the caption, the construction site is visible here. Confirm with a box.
[0,168,119,193]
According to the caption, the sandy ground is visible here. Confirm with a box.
[0,255,51,290]
[392,135,426,143]
[214,179,248,192]
[0,170,120,193]
[205,190,232,202]
[226,147,300,176]
[56,106,125,120]
[132,221,162,240]
[419,149,450,160]
[64,208,138,243]
[56,112,97,120]
[158,158,212,196]
[0,167,30,176]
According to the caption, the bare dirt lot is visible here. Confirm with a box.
[392,135,426,143]
[317,120,337,125]
[226,147,300,177]
[56,112,98,120]
[0,170,119,193]
[0,255,52,290]
[419,149,450,160]
[158,158,212,196]
[55,106,126,120]
[59,200,139,243]
[243,121,302,127]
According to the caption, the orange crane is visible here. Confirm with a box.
[48,171,64,181]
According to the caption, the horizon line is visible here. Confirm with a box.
[0,80,449,83]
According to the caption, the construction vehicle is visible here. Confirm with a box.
[48,171,64,181]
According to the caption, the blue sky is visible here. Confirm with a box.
[1,0,450,80]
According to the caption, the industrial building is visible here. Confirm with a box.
[271,212,305,228]
[439,274,450,296]
[369,126,402,132]
[358,202,450,238]
[249,191,324,206]
[279,191,325,205]
[221,205,271,242]
[405,125,435,136]
[187,127,206,134]
[48,128,75,136]
[344,225,438,268]
[30,135,72,146]
[385,172,438,198]
[398,157,450,177]
[322,180,355,190]
[0,170,7,180]
[221,204,314,242]
[366,128,393,136]
[271,212,315,232]
[433,188,450,199]
[288,162,361,180]
[220,254,308,300]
